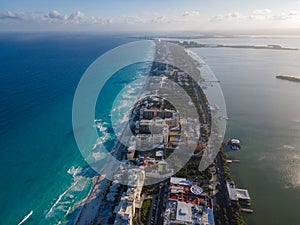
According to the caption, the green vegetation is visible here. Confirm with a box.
[175,154,212,184]
[141,199,152,224]
[142,184,159,195]
[219,146,233,181]
[229,201,246,225]
[133,217,138,225]
[218,147,246,225]
[175,72,209,124]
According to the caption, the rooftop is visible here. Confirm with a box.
[170,177,192,186]
[235,188,251,201]
[164,177,214,225]
[226,181,238,201]
[176,201,193,223]
[226,181,251,202]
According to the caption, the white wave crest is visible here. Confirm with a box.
[94,119,108,133]
[18,211,33,225]
[45,166,91,218]
[282,145,296,150]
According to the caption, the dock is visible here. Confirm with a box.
[241,208,254,213]
[226,159,240,163]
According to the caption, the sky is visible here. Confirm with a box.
[1,0,300,33]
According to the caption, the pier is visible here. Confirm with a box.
[226,159,240,163]
[241,208,254,213]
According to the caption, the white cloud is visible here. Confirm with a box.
[182,11,200,17]
[0,11,26,20]
[1,8,300,31]
[69,11,85,22]
[227,12,241,18]
[151,16,169,24]
[249,9,300,21]
[211,12,241,21]
[248,9,273,20]
[209,9,300,30]
[48,10,67,20]
[253,9,272,15]
[212,9,300,22]
[0,10,110,26]
[122,16,145,25]
[272,11,300,20]
[0,11,52,24]
[90,17,112,25]
[288,11,300,16]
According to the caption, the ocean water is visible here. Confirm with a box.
[92,60,154,166]
[0,33,133,225]
[191,37,300,225]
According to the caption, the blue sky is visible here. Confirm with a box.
[1,0,300,32]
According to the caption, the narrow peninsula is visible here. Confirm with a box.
[168,40,299,51]
[276,75,300,83]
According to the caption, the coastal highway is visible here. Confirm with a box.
[147,195,157,225]
[155,182,167,225]
[215,153,233,224]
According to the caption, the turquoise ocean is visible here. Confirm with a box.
[0,33,151,225]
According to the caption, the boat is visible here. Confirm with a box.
[228,138,241,150]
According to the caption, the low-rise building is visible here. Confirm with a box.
[226,181,251,205]
[113,169,145,225]
[114,193,134,225]
[164,177,214,225]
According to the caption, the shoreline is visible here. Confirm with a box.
[186,48,246,225]
[73,48,156,225]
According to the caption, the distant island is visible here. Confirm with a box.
[276,75,300,83]
[167,40,299,51]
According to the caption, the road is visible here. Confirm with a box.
[215,153,233,224]
[147,195,157,225]
[154,182,167,225]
